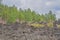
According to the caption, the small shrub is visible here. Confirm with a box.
[31,23,44,28]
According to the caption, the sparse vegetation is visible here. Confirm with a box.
[0,4,56,27]
[0,1,60,28]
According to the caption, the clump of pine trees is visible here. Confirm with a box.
[0,4,56,24]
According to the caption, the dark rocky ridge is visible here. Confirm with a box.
[0,22,60,40]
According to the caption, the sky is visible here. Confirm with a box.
[2,0,60,19]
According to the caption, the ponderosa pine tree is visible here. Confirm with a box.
[47,11,56,22]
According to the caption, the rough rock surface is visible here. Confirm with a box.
[0,23,60,40]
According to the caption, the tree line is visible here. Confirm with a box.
[0,2,56,24]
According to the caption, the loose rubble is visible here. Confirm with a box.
[0,22,60,40]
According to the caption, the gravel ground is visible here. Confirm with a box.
[0,23,60,40]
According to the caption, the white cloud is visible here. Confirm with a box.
[45,1,54,6]
[54,10,60,19]
[56,11,60,14]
